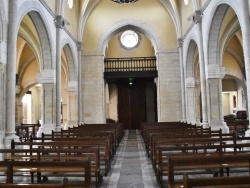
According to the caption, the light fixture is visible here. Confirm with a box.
[112,0,138,4]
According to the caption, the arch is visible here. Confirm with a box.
[219,16,241,66]
[205,1,244,67]
[186,39,198,78]
[78,0,180,40]
[60,39,77,82]
[97,20,163,54]
[17,1,55,70]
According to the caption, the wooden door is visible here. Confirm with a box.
[118,81,146,129]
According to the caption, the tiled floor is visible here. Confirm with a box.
[101,129,159,188]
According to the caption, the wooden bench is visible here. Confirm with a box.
[183,173,250,188]
[167,152,250,187]
[11,139,111,176]
[156,142,250,187]
[0,160,91,187]
[0,177,68,188]
[0,147,101,187]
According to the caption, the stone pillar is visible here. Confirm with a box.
[194,10,209,128]
[4,0,19,147]
[77,42,83,124]
[185,77,197,124]
[65,81,78,129]
[206,64,228,133]
[241,1,250,137]
[15,86,22,125]
[36,69,56,136]
[178,38,187,123]
[55,15,63,130]
[156,50,182,122]
[82,52,105,123]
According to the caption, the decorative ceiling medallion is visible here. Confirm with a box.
[112,0,138,4]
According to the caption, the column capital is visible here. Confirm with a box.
[192,10,202,24]
[77,42,83,51]
[36,69,56,84]
[206,64,226,79]
[65,81,78,92]
[55,15,65,29]
[185,77,196,88]
[177,38,183,48]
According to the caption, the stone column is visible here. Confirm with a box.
[36,69,56,136]
[55,16,63,130]
[15,86,22,125]
[82,52,105,123]
[177,38,187,123]
[4,0,19,147]
[206,64,228,132]
[240,1,250,137]
[194,10,209,128]
[65,81,78,129]
[77,42,83,124]
[185,77,197,124]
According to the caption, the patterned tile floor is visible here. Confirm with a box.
[101,129,159,188]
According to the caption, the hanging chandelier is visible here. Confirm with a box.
[112,0,138,4]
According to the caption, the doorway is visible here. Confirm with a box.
[118,78,156,129]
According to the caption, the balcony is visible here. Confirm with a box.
[104,57,158,80]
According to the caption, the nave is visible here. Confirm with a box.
[0,130,159,188]
[101,130,159,188]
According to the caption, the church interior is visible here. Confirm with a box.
[0,0,250,187]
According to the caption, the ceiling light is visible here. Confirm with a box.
[112,0,138,4]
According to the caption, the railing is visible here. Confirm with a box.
[104,57,157,72]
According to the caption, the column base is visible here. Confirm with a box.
[64,121,78,130]
[244,129,250,140]
[200,121,209,128]
[37,124,56,137]
[3,132,20,149]
[209,120,229,133]
[180,119,187,123]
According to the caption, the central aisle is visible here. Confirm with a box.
[101,130,159,188]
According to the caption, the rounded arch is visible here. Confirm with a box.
[78,0,181,40]
[60,39,77,82]
[18,82,39,103]
[219,16,241,67]
[205,1,245,67]
[17,1,55,70]
[184,33,200,78]
[186,39,198,78]
[97,19,164,54]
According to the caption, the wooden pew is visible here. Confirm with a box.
[1,147,101,187]
[183,173,250,188]
[0,160,91,187]
[0,177,68,188]
[11,139,111,176]
[156,142,250,187]
[167,151,250,187]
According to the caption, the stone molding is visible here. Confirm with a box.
[65,81,78,92]
[206,64,226,79]
[185,77,196,88]
[36,69,56,84]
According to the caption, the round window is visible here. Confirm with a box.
[184,0,189,5]
[120,30,139,49]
